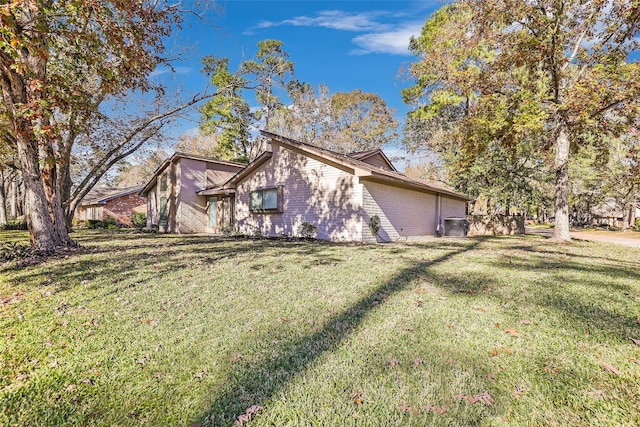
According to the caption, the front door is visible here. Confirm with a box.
[208,197,218,228]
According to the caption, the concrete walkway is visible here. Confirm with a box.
[526,227,640,248]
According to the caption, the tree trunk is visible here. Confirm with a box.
[9,177,18,219]
[552,124,571,241]
[16,132,61,249]
[0,170,7,226]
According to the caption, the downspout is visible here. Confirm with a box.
[436,193,443,236]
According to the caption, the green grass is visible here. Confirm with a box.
[1,230,639,426]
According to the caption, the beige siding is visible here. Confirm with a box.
[235,143,364,241]
[362,181,438,242]
[176,158,208,233]
[441,195,467,218]
[146,184,158,227]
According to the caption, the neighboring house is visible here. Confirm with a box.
[591,198,639,228]
[196,131,470,242]
[75,186,146,226]
[140,153,245,233]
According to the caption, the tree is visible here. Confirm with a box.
[270,85,399,154]
[322,90,399,154]
[268,83,332,145]
[0,1,183,249]
[404,0,640,241]
[200,40,296,162]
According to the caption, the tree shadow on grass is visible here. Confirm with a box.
[192,239,483,426]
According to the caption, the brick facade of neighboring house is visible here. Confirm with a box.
[75,186,146,226]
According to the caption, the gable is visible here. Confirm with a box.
[357,152,395,171]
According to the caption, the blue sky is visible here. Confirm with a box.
[150,0,444,165]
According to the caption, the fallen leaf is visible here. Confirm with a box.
[280,317,290,322]
[469,391,495,406]
[414,358,423,367]
[194,370,207,380]
[486,374,497,381]
[501,346,513,354]
[397,404,412,412]
[415,300,424,307]
[403,327,415,331]
[49,360,59,368]
[453,393,468,401]
[631,338,640,346]
[495,322,500,328]
[504,328,521,338]
[514,385,525,397]
[490,348,499,357]
[231,353,243,364]
[519,319,531,325]
[475,307,486,312]
[543,365,559,374]
[390,358,400,367]
[353,391,363,406]
[603,363,620,375]
[234,405,263,426]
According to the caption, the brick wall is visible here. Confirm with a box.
[104,193,147,226]
[235,142,365,241]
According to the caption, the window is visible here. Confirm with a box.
[250,188,281,212]
[160,173,168,192]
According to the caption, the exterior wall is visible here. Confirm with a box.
[103,192,146,226]
[176,158,209,233]
[75,205,103,221]
[146,184,158,228]
[360,153,394,171]
[362,181,438,243]
[441,195,467,219]
[207,164,244,187]
[235,143,365,241]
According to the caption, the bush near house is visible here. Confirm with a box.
[132,212,147,229]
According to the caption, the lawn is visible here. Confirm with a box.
[1,230,639,426]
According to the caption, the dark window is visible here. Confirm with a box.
[160,173,168,192]
[249,188,281,212]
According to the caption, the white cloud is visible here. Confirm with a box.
[254,10,392,32]
[350,22,424,55]
[150,66,193,78]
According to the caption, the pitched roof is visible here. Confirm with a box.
[346,148,397,172]
[79,186,144,206]
[258,131,471,201]
[140,152,246,196]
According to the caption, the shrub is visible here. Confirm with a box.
[132,212,147,229]
[368,215,381,237]
[297,222,318,239]
[0,242,31,261]
[102,216,118,230]
[86,220,102,229]
[0,220,28,231]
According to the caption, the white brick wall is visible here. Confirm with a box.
[236,143,364,241]
[362,181,438,242]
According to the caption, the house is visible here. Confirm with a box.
[591,198,639,228]
[140,152,245,233]
[195,131,470,242]
[74,186,146,226]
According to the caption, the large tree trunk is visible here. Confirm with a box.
[552,124,571,242]
[16,132,61,249]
